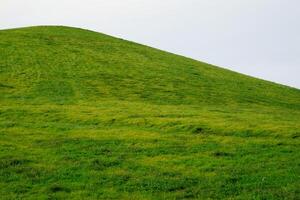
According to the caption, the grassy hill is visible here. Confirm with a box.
[0,26,299,199]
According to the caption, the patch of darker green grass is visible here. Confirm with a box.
[34,80,75,104]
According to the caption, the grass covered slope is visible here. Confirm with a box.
[0,26,299,199]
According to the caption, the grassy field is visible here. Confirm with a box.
[0,26,299,199]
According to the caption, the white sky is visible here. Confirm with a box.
[1,0,299,88]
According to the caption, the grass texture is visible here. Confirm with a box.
[0,26,299,199]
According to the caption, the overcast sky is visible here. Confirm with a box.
[1,0,299,88]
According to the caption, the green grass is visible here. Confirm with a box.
[0,26,299,199]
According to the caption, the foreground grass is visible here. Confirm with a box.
[0,26,299,199]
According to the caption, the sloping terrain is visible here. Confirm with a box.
[0,26,299,199]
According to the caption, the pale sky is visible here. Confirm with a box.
[1,0,299,88]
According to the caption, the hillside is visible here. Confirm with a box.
[0,26,299,199]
